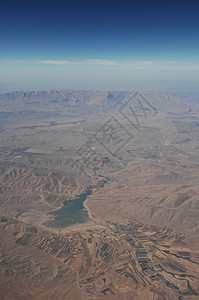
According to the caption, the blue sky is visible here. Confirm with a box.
[1,0,199,92]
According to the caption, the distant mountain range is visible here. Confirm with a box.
[0,90,199,114]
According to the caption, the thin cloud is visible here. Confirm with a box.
[85,59,120,65]
[39,59,121,66]
[39,60,73,65]
[38,59,176,66]
[8,59,176,66]
[127,61,176,65]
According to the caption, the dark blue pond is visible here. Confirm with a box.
[44,189,92,228]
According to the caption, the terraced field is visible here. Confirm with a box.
[0,216,198,299]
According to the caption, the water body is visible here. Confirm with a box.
[44,189,92,228]
[16,120,85,130]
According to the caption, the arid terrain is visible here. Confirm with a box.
[0,90,199,299]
